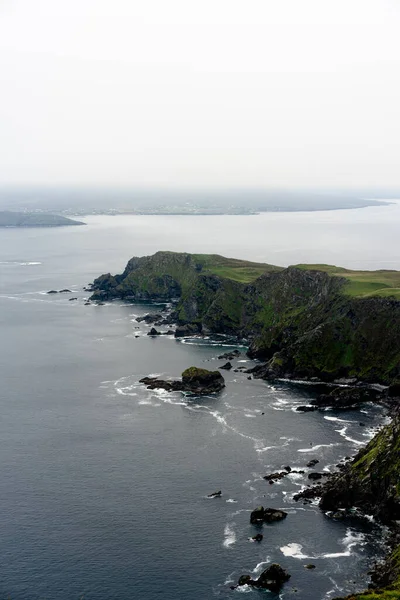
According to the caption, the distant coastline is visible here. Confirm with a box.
[0,211,85,228]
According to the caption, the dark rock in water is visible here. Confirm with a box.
[263,508,288,523]
[304,564,316,569]
[84,302,91,306]
[47,290,58,294]
[136,313,163,324]
[263,471,287,482]
[237,564,290,592]
[296,405,318,412]
[147,327,161,336]
[250,506,265,524]
[307,459,319,468]
[284,466,291,472]
[247,376,252,380]
[59,289,72,293]
[69,297,78,301]
[359,422,365,427]
[219,362,232,370]
[139,367,225,395]
[256,564,290,591]
[207,490,222,498]
[308,472,324,480]
[252,534,263,542]
[164,330,175,335]
[250,506,287,524]
[238,575,252,586]
[175,323,202,338]
[294,485,324,503]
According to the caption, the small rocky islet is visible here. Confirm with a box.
[88,251,400,598]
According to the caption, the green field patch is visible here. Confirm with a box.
[294,264,400,298]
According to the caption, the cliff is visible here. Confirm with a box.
[91,251,400,384]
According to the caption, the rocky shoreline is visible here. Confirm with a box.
[86,251,400,597]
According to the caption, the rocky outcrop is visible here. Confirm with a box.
[236,564,290,591]
[319,416,400,523]
[139,367,225,395]
[312,386,383,409]
[175,323,202,337]
[250,506,288,524]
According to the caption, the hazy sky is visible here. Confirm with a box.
[1,0,400,188]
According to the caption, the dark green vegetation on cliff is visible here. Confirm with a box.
[0,211,84,227]
[91,251,400,385]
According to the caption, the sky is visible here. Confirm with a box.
[0,0,400,189]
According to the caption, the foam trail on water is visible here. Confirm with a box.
[223,523,237,548]
[298,443,340,453]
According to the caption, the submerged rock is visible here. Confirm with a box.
[207,490,222,498]
[147,327,161,336]
[47,290,58,294]
[252,534,263,542]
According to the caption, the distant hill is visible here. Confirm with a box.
[0,211,85,227]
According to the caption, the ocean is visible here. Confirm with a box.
[0,202,397,600]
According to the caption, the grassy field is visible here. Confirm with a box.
[294,264,400,298]
[192,254,283,283]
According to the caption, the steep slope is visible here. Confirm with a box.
[90,251,400,384]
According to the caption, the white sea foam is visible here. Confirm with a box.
[251,558,271,576]
[335,426,364,445]
[280,529,366,561]
[298,443,340,453]
[235,584,252,593]
[324,416,351,423]
[280,542,309,559]
[223,523,237,548]
[226,499,237,503]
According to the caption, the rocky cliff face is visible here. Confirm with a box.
[320,416,400,523]
[90,251,400,384]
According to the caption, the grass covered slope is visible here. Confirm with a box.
[91,251,400,384]
[295,264,400,298]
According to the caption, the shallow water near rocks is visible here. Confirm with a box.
[0,214,393,600]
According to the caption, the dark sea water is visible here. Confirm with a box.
[0,205,396,600]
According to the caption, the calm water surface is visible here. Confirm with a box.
[0,205,394,600]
